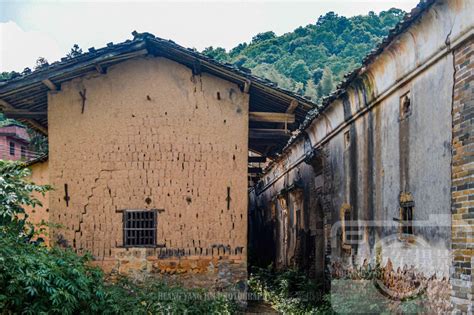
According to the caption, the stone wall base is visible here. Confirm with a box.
[90,248,247,292]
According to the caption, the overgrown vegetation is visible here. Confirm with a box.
[250,260,450,314]
[248,266,332,314]
[0,160,237,314]
[203,9,405,103]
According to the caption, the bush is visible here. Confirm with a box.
[0,235,237,314]
[0,234,107,314]
[248,266,331,314]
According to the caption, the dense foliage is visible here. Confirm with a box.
[248,266,331,314]
[0,161,236,314]
[203,9,405,103]
[0,160,50,236]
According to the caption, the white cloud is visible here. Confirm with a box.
[0,21,64,72]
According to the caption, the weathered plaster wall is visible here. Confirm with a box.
[47,56,249,289]
[251,0,473,299]
[25,160,50,244]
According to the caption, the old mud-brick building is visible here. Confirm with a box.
[249,0,473,312]
[0,32,315,290]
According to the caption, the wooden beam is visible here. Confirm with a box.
[95,64,106,74]
[243,80,251,94]
[0,99,48,135]
[24,119,48,135]
[248,156,266,163]
[249,128,290,139]
[248,167,263,174]
[3,110,47,119]
[287,99,299,113]
[42,79,58,91]
[249,112,295,123]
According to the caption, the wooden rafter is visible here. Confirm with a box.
[249,112,295,123]
[0,99,48,135]
[248,156,266,163]
[42,79,58,91]
[286,99,299,113]
[249,128,290,139]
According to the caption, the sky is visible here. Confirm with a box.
[0,0,419,72]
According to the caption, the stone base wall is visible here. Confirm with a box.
[451,36,474,314]
[91,248,247,291]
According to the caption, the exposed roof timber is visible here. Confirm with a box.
[0,33,317,142]
[0,99,48,135]
[249,128,290,139]
[249,112,295,123]
[0,45,148,96]
[21,119,48,135]
[95,64,106,74]
[3,109,47,119]
[243,80,251,94]
[42,79,58,91]
[248,156,267,163]
[248,167,263,174]
[286,99,299,113]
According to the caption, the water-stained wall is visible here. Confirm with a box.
[250,1,473,302]
[47,56,249,289]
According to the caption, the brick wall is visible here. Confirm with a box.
[47,56,249,289]
[451,36,473,313]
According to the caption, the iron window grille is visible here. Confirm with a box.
[123,210,157,247]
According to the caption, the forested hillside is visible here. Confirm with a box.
[203,9,405,103]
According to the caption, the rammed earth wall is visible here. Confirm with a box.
[46,57,249,289]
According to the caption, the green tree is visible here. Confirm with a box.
[304,80,318,102]
[201,8,405,98]
[202,46,229,62]
[289,60,310,83]
[0,160,50,237]
[66,44,83,58]
[321,67,334,96]
[34,57,49,70]
[252,31,276,43]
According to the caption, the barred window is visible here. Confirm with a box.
[123,210,157,247]
[400,205,413,235]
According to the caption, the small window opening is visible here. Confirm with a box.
[9,142,15,156]
[21,146,26,159]
[344,130,350,149]
[340,204,352,249]
[123,210,157,247]
[399,92,412,120]
[400,205,413,235]
[344,209,351,242]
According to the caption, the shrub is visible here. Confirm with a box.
[0,234,108,314]
[248,266,331,314]
[0,160,50,237]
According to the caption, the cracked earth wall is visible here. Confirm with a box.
[47,56,249,289]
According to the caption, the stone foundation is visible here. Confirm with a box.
[91,247,247,291]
